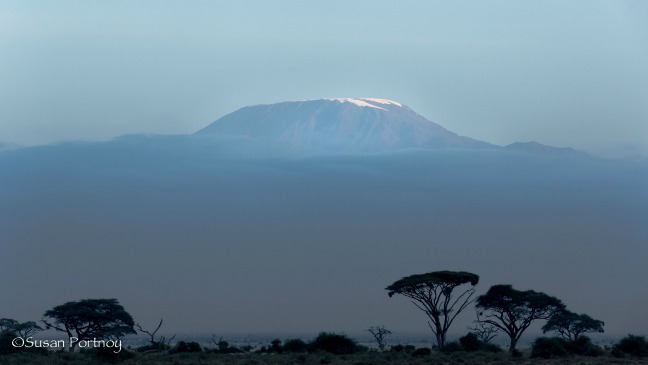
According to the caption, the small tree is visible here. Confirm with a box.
[366,325,392,351]
[0,318,42,337]
[542,310,604,341]
[468,314,498,343]
[42,298,135,351]
[386,270,479,351]
[476,285,565,354]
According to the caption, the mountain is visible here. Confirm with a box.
[195,98,495,153]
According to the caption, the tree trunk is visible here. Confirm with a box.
[508,338,518,354]
[436,333,444,351]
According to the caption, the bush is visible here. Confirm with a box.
[482,342,502,353]
[136,343,170,352]
[390,344,415,352]
[169,341,202,353]
[210,339,244,354]
[283,339,309,353]
[309,332,360,355]
[0,331,48,355]
[568,336,603,357]
[93,346,135,363]
[0,331,19,355]
[531,337,570,359]
[404,345,415,352]
[270,339,283,353]
[412,347,432,357]
[443,342,463,353]
[459,333,480,351]
[613,334,648,357]
[457,333,501,353]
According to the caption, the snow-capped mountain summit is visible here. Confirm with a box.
[318,98,404,110]
[195,98,494,152]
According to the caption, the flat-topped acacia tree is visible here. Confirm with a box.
[42,298,135,351]
[386,270,479,351]
[542,310,604,341]
[476,285,565,354]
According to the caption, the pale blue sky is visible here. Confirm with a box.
[1,1,647,157]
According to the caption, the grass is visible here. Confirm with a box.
[2,350,648,365]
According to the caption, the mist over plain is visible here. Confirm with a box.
[1,133,646,339]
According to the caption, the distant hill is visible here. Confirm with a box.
[504,141,588,157]
[0,142,20,151]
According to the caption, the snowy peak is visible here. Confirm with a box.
[321,98,403,110]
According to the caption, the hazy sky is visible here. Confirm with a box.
[1,1,647,157]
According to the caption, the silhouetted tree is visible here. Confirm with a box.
[366,325,392,351]
[0,318,42,337]
[542,310,604,341]
[468,312,498,343]
[476,285,565,353]
[42,298,135,351]
[135,319,175,352]
[386,270,479,351]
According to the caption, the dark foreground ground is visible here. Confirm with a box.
[2,351,648,365]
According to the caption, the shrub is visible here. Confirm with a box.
[443,341,463,353]
[390,344,404,352]
[412,347,432,357]
[613,334,648,357]
[170,341,202,353]
[482,342,502,353]
[0,331,47,355]
[210,339,244,354]
[459,333,480,351]
[283,339,309,353]
[309,332,360,355]
[93,346,135,363]
[136,343,170,352]
[270,338,283,353]
[531,337,570,359]
[0,331,19,355]
[568,336,603,357]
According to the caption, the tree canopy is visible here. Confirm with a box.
[386,270,479,351]
[42,298,135,350]
[542,310,604,341]
[476,284,565,353]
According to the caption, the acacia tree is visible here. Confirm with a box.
[42,298,135,351]
[386,270,479,351]
[542,310,604,341]
[0,318,42,337]
[476,285,565,353]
